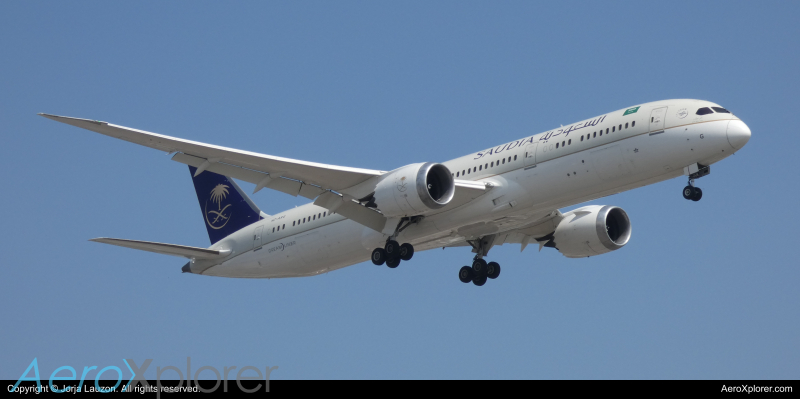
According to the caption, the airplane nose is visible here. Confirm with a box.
[726,120,751,150]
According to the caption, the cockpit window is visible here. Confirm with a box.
[712,107,730,113]
[696,107,714,115]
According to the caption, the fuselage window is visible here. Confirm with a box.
[696,107,714,115]
[502,159,505,164]
[282,224,285,229]
[581,135,584,141]
[556,142,559,148]
[323,212,327,217]
[618,124,621,131]
[514,155,517,161]
[485,163,488,169]
[593,132,596,138]
[293,221,295,226]
[712,107,731,113]
[272,227,275,232]
[632,121,635,127]
[612,126,615,132]
[606,128,609,134]
[491,161,494,167]
[562,141,565,147]
[600,131,603,136]
[625,122,628,129]
[303,218,306,223]
[568,139,571,145]
[313,215,316,220]
[508,156,512,162]
[479,165,482,171]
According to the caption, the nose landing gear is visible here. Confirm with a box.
[683,183,703,202]
[682,163,710,202]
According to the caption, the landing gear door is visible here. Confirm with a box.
[524,143,538,168]
[650,107,667,134]
[253,226,263,249]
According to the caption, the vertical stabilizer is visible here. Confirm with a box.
[189,166,264,244]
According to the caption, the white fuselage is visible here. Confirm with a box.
[194,99,749,278]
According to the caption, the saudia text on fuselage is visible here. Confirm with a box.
[473,115,609,160]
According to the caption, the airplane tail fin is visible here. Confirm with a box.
[189,166,265,244]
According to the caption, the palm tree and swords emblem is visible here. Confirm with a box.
[205,184,233,229]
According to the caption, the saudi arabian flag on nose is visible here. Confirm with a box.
[623,106,640,116]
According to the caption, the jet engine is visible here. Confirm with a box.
[550,205,632,258]
[372,162,455,217]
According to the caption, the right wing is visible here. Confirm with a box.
[41,113,490,232]
[39,114,384,197]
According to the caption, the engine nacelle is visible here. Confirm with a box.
[373,162,455,217]
[552,205,632,258]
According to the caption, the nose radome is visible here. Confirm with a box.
[726,120,751,150]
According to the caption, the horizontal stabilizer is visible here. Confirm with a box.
[90,238,230,259]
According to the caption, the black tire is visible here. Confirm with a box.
[472,259,488,276]
[385,240,401,259]
[487,262,501,279]
[386,257,400,268]
[399,243,415,261]
[692,187,703,202]
[458,266,473,283]
[683,186,695,200]
[371,248,386,265]
[472,274,487,286]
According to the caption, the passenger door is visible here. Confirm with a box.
[649,107,667,134]
[524,143,538,169]
[253,226,263,249]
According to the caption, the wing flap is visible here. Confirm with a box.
[171,153,324,198]
[313,192,387,232]
[90,238,229,259]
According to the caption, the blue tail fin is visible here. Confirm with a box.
[188,166,264,244]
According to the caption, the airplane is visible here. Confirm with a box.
[40,99,751,286]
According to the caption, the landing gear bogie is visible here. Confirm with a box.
[372,241,414,269]
[457,257,501,287]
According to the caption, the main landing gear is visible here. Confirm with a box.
[371,217,418,268]
[458,259,501,286]
[371,240,414,268]
[458,234,501,287]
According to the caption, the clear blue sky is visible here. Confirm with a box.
[1,1,797,379]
